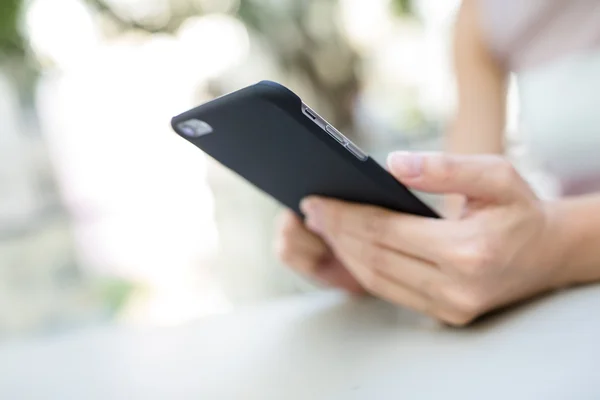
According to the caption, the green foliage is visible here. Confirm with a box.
[96,278,136,313]
[236,0,360,133]
[0,0,24,57]
[0,0,360,130]
[391,0,415,16]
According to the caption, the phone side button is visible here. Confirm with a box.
[325,125,347,144]
[346,142,368,161]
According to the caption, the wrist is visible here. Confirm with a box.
[541,200,576,289]
[542,199,585,289]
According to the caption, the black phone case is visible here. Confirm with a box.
[171,80,438,218]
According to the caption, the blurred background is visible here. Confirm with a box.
[0,0,495,337]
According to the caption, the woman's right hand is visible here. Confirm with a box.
[275,210,366,293]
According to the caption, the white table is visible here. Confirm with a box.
[1,285,600,400]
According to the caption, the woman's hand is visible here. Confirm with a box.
[275,211,365,294]
[299,152,566,326]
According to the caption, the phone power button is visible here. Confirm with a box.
[346,142,368,161]
[325,125,346,144]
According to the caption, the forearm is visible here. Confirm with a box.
[445,0,507,217]
[446,117,505,155]
[551,194,600,286]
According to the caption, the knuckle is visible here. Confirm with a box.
[274,239,293,264]
[276,210,295,229]
[360,269,381,293]
[443,312,478,327]
[445,284,488,316]
[449,247,484,276]
[280,221,297,239]
[277,214,300,239]
[449,238,496,277]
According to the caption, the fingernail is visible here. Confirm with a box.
[387,152,422,178]
[300,198,322,233]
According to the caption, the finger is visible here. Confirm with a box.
[316,257,367,294]
[331,242,468,324]
[275,211,330,274]
[330,234,453,302]
[276,211,365,293]
[277,210,328,254]
[387,152,529,203]
[300,197,453,263]
[332,244,434,315]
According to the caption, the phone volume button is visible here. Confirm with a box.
[345,142,368,161]
[325,125,347,144]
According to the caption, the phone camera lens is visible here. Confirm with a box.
[180,126,196,137]
[177,119,213,138]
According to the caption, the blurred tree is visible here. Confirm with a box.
[236,0,360,135]
[1,0,417,136]
[392,0,415,16]
[0,0,39,106]
[0,0,132,334]
[0,0,24,58]
[86,0,362,136]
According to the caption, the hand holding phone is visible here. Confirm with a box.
[171,80,439,300]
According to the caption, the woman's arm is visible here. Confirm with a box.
[300,153,600,326]
[551,195,600,287]
[452,1,600,287]
[451,0,508,154]
[446,0,509,215]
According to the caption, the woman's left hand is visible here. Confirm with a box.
[300,152,566,326]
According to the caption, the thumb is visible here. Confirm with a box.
[387,152,525,203]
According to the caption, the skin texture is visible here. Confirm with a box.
[446,0,508,216]
[275,0,600,325]
[275,212,365,295]
[279,152,566,326]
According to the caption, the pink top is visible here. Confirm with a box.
[478,0,600,196]
[478,0,600,72]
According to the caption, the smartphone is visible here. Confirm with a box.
[171,80,438,218]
